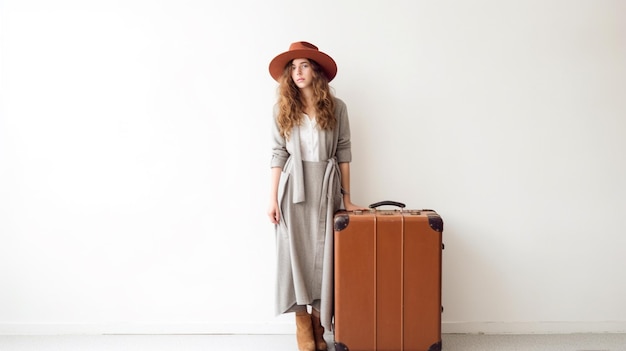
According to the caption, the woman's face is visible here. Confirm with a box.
[291,58,314,89]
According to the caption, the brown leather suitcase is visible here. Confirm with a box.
[333,201,443,351]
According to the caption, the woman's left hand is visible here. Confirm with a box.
[344,201,368,211]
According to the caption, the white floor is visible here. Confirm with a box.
[0,334,625,351]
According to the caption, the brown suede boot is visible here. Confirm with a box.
[295,311,315,351]
[311,310,327,351]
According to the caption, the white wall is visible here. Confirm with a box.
[1,0,625,335]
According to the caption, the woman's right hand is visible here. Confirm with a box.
[268,201,280,224]
[268,167,282,225]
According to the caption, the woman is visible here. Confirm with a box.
[267,41,362,351]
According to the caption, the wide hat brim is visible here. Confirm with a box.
[268,41,337,82]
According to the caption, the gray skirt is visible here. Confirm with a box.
[275,160,341,315]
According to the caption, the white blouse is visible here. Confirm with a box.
[299,114,320,162]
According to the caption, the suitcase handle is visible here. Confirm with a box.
[369,200,406,209]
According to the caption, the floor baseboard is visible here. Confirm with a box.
[1,321,625,335]
[442,321,626,334]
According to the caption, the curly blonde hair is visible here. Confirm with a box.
[275,59,336,140]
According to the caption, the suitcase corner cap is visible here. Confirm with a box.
[334,213,350,232]
[428,340,442,351]
[428,214,444,232]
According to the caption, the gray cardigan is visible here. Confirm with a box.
[270,97,352,330]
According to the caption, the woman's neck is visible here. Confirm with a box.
[300,88,316,116]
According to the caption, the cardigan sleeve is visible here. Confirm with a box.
[334,98,352,163]
[270,105,289,169]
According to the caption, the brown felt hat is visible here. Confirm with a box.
[268,41,337,82]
